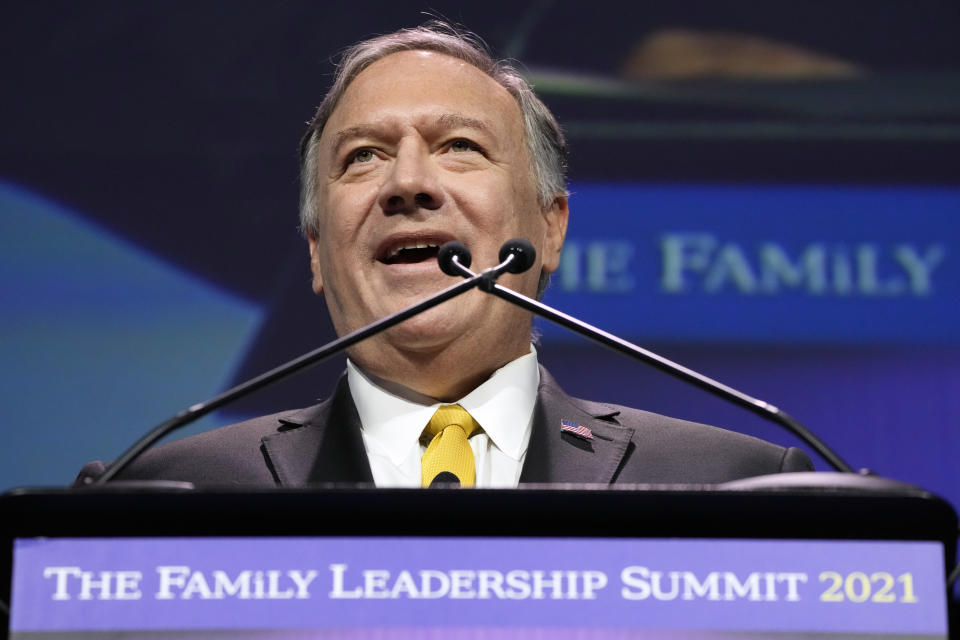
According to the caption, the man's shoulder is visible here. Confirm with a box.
[74,404,328,487]
[540,375,814,482]
[611,400,813,480]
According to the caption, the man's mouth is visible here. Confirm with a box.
[381,242,441,265]
[376,234,455,266]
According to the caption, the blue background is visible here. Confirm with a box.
[1,0,957,576]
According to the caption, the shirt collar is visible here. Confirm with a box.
[347,347,540,466]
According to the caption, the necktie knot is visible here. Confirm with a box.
[424,404,480,439]
[421,404,480,487]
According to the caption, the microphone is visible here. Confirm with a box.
[91,240,520,485]
[437,241,472,276]
[428,471,462,487]
[498,238,536,274]
[453,239,856,474]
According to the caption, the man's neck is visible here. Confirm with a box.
[349,339,533,402]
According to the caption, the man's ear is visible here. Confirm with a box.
[307,234,324,295]
[540,196,569,274]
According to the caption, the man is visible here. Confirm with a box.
[76,22,812,488]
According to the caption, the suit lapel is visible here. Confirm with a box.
[259,366,632,486]
[520,367,635,484]
[260,375,374,486]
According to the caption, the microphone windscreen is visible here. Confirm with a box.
[429,471,462,487]
[438,241,472,275]
[498,238,536,274]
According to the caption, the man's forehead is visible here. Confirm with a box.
[352,48,484,84]
[322,50,520,133]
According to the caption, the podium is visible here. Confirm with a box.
[2,475,956,638]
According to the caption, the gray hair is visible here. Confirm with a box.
[298,21,568,242]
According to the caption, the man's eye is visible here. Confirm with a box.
[450,139,479,153]
[350,149,375,163]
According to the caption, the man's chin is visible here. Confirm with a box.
[382,308,473,351]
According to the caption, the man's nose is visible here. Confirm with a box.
[378,143,445,214]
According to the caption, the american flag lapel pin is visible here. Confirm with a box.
[560,419,593,440]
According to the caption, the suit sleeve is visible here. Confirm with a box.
[72,461,108,487]
[779,446,816,472]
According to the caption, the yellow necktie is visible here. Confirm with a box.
[421,404,480,487]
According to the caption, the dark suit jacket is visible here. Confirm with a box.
[76,367,813,486]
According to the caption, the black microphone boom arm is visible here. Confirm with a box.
[448,240,855,474]
[490,283,855,473]
[92,245,519,485]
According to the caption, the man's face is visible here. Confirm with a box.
[308,50,567,375]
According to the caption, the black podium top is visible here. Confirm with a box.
[2,475,957,638]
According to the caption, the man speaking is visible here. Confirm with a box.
[77,22,813,488]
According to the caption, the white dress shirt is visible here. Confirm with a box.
[346,348,539,488]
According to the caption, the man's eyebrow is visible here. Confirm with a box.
[437,113,490,132]
[331,124,381,156]
[330,114,491,155]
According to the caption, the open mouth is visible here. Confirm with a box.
[377,240,445,265]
